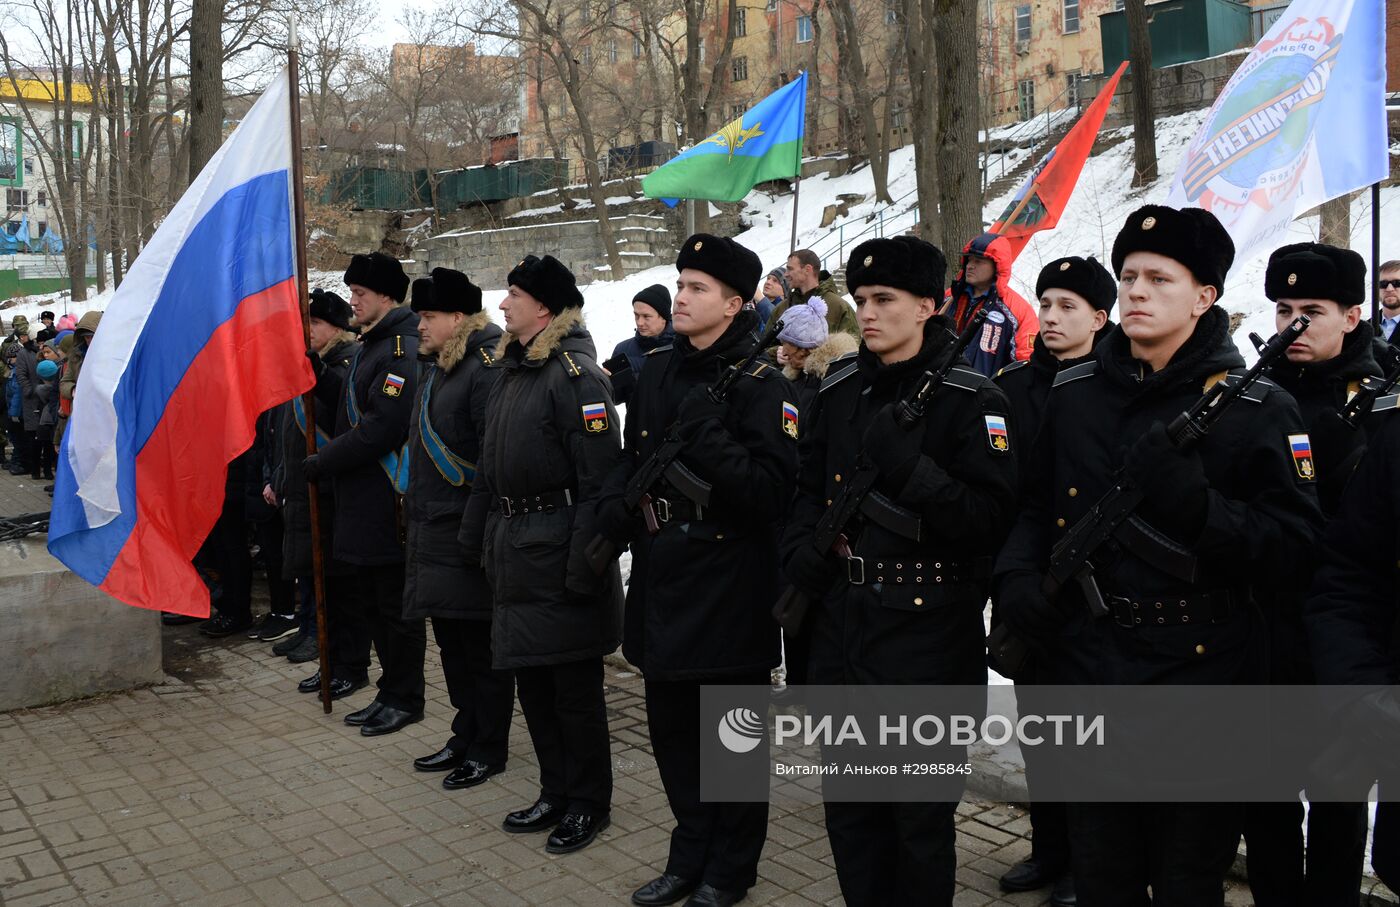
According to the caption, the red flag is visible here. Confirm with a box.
[991,62,1128,261]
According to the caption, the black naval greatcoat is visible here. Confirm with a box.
[460,308,624,670]
[993,331,1109,486]
[403,313,502,620]
[609,309,798,680]
[783,316,1019,686]
[317,306,420,565]
[995,307,1323,686]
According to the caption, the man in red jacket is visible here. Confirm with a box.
[943,232,1038,377]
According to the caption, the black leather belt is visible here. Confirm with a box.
[652,495,706,524]
[1106,589,1238,628]
[492,488,575,517]
[844,556,991,586]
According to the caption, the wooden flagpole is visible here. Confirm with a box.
[287,25,332,715]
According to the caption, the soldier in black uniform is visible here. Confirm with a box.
[303,252,427,736]
[1242,242,1377,907]
[780,236,1019,906]
[400,268,516,790]
[994,205,1323,906]
[599,234,797,907]
[459,254,623,855]
[1306,404,1400,892]
[993,255,1115,907]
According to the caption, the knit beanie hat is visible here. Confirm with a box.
[777,297,830,350]
[632,284,672,321]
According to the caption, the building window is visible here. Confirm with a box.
[0,117,20,186]
[885,2,898,24]
[699,37,706,62]
[767,0,776,9]
[769,29,778,55]
[609,40,618,63]
[36,190,45,207]
[891,106,906,129]
[735,7,747,36]
[1066,70,1083,106]
[6,188,28,210]
[1015,5,1031,43]
[730,104,746,121]
[796,14,812,42]
[635,36,643,57]
[1063,0,1079,33]
[36,220,45,236]
[732,56,748,82]
[1017,78,1036,121]
[580,46,591,66]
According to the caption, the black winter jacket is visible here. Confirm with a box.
[317,308,419,566]
[460,308,624,668]
[403,313,501,620]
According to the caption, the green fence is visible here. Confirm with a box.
[324,159,571,213]
[0,269,83,298]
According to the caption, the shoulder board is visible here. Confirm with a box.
[942,366,984,393]
[994,360,1030,379]
[646,344,673,356]
[745,361,775,379]
[1052,361,1098,388]
[559,350,584,378]
[478,347,495,367]
[1371,393,1400,414]
[393,335,405,359]
[1220,368,1274,403]
[819,360,860,394]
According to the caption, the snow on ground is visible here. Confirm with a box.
[14,108,1400,376]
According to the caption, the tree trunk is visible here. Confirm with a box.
[1319,194,1353,247]
[902,0,940,245]
[830,0,891,203]
[188,0,223,181]
[933,0,980,255]
[1126,0,1157,187]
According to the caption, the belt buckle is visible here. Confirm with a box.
[1108,595,1136,628]
[499,497,514,518]
[654,498,672,523]
[847,556,865,585]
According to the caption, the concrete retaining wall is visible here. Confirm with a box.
[0,538,162,711]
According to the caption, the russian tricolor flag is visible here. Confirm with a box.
[48,70,314,615]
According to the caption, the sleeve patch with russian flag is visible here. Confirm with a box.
[382,373,406,397]
[984,413,1010,453]
[582,401,609,433]
[782,401,799,439]
[1288,432,1314,481]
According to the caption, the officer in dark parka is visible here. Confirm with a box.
[304,252,427,736]
[274,289,356,661]
[600,234,797,907]
[1243,242,1378,907]
[780,235,1019,906]
[995,206,1323,906]
[992,255,1115,907]
[459,254,623,856]
[402,268,515,791]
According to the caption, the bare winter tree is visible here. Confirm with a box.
[827,0,895,203]
[932,0,979,253]
[0,0,105,300]
[899,0,940,243]
[1126,0,1157,186]
[187,0,222,179]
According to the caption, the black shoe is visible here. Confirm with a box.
[256,613,299,641]
[1050,874,1077,907]
[545,813,609,854]
[443,760,503,790]
[297,671,322,693]
[161,611,202,626]
[414,745,466,773]
[360,705,422,737]
[285,635,319,663]
[683,884,744,906]
[43,484,53,494]
[199,613,253,638]
[632,874,699,906]
[344,701,384,726]
[999,858,1064,892]
[502,799,564,833]
[41,468,52,481]
[272,631,307,656]
[329,677,365,700]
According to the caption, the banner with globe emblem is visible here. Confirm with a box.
[1165,0,1386,264]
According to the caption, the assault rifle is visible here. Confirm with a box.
[583,315,786,574]
[1341,354,1400,428]
[771,310,989,634]
[987,315,1311,677]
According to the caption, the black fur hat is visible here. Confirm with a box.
[675,233,763,300]
[343,251,410,302]
[845,235,947,298]
[1265,242,1366,309]
[507,254,584,314]
[1111,205,1235,299]
[309,288,353,331]
[1036,255,1118,312]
